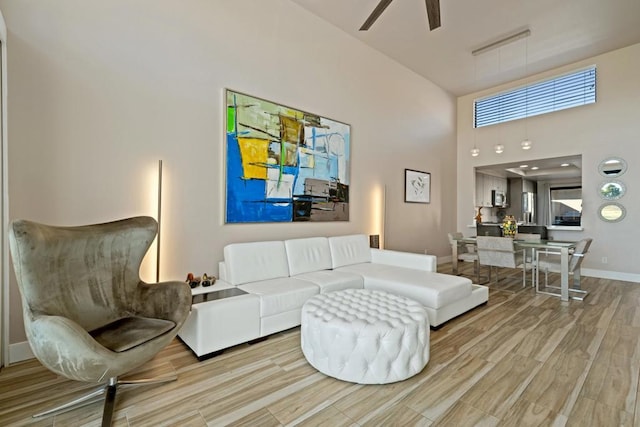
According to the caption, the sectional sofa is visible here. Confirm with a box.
[178,234,488,358]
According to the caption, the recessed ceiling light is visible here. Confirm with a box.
[520,164,528,168]
[531,166,539,170]
[560,163,570,167]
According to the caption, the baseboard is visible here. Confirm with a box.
[437,256,639,284]
[9,341,34,364]
[581,268,640,283]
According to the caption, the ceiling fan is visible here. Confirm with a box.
[360,0,441,31]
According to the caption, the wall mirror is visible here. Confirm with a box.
[599,180,626,200]
[598,157,627,178]
[598,203,626,222]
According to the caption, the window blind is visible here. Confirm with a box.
[474,66,596,128]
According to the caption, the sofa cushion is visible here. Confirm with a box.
[224,241,289,286]
[294,270,364,293]
[284,237,332,276]
[237,277,319,317]
[328,234,371,269]
[336,263,472,309]
[333,262,394,277]
[371,248,436,271]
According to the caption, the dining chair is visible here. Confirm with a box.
[476,236,528,287]
[448,232,480,282]
[515,233,541,241]
[515,233,541,286]
[535,237,593,300]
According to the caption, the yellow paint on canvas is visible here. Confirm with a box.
[300,147,315,168]
[281,108,304,121]
[238,137,269,179]
[280,115,303,145]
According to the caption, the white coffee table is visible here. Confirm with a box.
[301,289,430,384]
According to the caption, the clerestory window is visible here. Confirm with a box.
[474,66,596,128]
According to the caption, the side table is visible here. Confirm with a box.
[178,280,260,359]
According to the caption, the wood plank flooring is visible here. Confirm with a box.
[1,263,639,426]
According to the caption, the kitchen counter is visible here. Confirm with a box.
[467,224,583,231]
[547,225,583,231]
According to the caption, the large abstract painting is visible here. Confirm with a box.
[225,90,350,223]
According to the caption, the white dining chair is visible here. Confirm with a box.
[515,233,541,287]
[448,232,480,283]
[476,236,528,287]
[535,238,593,300]
[515,233,541,241]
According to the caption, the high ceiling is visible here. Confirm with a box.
[292,0,640,96]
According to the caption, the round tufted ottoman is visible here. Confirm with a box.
[301,289,430,384]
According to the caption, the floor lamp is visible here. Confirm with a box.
[156,160,162,283]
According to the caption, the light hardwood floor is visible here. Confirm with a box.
[1,264,639,426]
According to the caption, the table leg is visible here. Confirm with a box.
[530,248,536,287]
[560,247,569,301]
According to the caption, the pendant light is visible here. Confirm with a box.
[470,52,480,157]
[521,36,533,150]
[496,46,506,155]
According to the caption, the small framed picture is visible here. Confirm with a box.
[405,169,430,204]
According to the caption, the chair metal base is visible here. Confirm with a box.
[458,260,494,285]
[534,263,588,301]
[481,264,528,288]
[33,374,177,426]
[536,284,588,301]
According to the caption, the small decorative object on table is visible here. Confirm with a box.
[502,215,517,238]
[186,273,200,289]
[201,274,216,287]
[186,273,217,288]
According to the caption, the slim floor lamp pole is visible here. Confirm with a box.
[156,160,162,283]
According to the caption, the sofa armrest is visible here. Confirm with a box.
[370,249,437,272]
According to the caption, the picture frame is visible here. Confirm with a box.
[404,169,430,204]
[225,89,351,223]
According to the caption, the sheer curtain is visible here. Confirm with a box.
[537,183,550,226]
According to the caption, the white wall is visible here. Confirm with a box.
[457,43,640,280]
[0,0,458,346]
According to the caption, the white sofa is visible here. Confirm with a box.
[180,234,488,358]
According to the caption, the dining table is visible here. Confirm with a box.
[451,236,578,302]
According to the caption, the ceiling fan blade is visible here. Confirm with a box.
[359,0,394,31]
[425,0,441,30]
